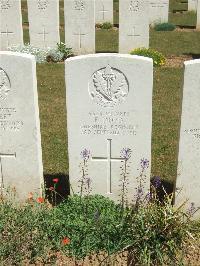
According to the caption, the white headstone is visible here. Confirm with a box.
[119,0,149,54]
[0,0,23,50]
[66,54,153,202]
[149,0,169,25]
[27,0,60,48]
[0,52,43,199]
[188,0,198,11]
[64,0,95,55]
[176,60,200,219]
[197,0,200,29]
[95,0,113,24]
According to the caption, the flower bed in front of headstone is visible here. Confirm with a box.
[0,175,199,265]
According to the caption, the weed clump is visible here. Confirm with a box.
[130,48,166,67]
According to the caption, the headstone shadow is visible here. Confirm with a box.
[44,173,70,205]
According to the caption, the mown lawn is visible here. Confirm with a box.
[20,1,200,186]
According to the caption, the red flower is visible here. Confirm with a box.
[37,197,45,203]
[62,237,70,245]
[49,186,54,191]
[53,178,59,183]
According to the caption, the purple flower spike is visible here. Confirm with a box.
[121,148,132,160]
[152,176,161,188]
[187,202,196,216]
[140,158,149,170]
[80,149,90,160]
[145,192,152,201]
[85,177,92,186]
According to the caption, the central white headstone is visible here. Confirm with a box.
[0,0,23,50]
[119,0,149,54]
[95,0,113,24]
[0,52,43,199]
[176,60,200,219]
[27,0,60,48]
[149,0,169,25]
[66,54,153,202]
[64,0,95,55]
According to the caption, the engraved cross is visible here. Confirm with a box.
[73,28,87,49]
[0,152,16,190]
[38,26,49,46]
[127,26,140,37]
[99,4,108,20]
[0,25,14,47]
[91,139,125,194]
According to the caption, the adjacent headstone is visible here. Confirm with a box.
[95,0,113,24]
[188,0,198,11]
[197,0,200,29]
[0,52,43,199]
[66,54,153,202]
[119,0,149,54]
[149,0,169,25]
[27,0,60,48]
[176,59,200,219]
[64,0,95,55]
[0,0,23,50]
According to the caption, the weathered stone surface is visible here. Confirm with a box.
[149,0,169,25]
[27,0,60,48]
[188,0,198,11]
[0,0,23,50]
[197,0,200,29]
[176,59,200,219]
[0,52,43,199]
[119,0,149,53]
[66,54,153,202]
[64,0,95,55]
[95,0,113,24]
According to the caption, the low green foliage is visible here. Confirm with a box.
[130,48,166,67]
[0,182,199,265]
[154,23,176,32]
[8,43,73,63]
[56,42,73,60]
[96,22,113,30]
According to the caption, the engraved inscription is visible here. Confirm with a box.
[89,65,129,108]
[0,108,23,131]
[0,68,11,100]
[150,1,168,8]
[129,0,140,12]
[91,139,126,194]
[37,0,49,10]
[74,0,85,10]
[184,128,200,139]
[81,111,137,136]
[0,0,11,10]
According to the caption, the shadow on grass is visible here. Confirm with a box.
[154,179,174,203]
[44,173,70,205]
[184,53,200,59]
[176,25,196,29]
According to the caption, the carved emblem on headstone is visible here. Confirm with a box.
[129,0,140,12]
[89,65,129,107]
[0,0,11,10]
[0,68,11,100]
[74,0,85,11]
[37,0,48,10]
